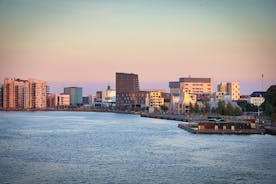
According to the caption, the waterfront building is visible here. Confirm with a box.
[94,85,116,107]
[0,84,3,109]
[178,89,197,114]
[102,85,116,106]
[3,78,47,110]
[47,93,70,108]
[169,76,212,113]
[248,91,265,106]
[179,77,213,96]
[82,96,90,105]
[169,81,180,112]
[29,79,48,109]
[148,91,164,109]
[217,82,240,101]
[116,72,140,108]
[64,87,83,106]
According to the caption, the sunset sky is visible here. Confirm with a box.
[0,0,275,94]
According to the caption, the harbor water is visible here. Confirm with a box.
[0,111,275,183]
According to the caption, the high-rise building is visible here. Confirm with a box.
[217,82,240,101]
[116,72,140,107]
[3,78,47,110]
[0,84,3,109]
[29,79,48,109]
[64,87,83,106]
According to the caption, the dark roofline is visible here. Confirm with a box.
[179,77,211,83]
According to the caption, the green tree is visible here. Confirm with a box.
[226,102,234,115]
[234,107,242,116]
[160,105,168,112]
[194,103,200,113]
[217,100,226,115]
[262,85,276,116]
[204,101,211,113]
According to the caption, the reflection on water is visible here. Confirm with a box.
[0,111,275,184]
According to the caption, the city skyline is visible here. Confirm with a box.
[1,0,276,94]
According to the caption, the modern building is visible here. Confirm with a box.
[3,78,47,110]
[217,82,240,101]
[169,76,212,113]
[179,77,213,96]
[47,93,70,108]
[178,89,197,114]
[102,85,116,106]
[169,81,180,112]
[29,79,48,109]
[64,87,83,106]
[116,72,140,108]
[94,85,116,107]
[148,91,164,109]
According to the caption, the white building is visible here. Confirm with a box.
[178,89,197,114]
[248,91,265,106]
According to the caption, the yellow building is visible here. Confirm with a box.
[149,91,164,109]
[217,82,240,101]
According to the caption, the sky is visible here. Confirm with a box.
[0,0,276,95]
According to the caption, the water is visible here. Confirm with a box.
[0,111,275,184]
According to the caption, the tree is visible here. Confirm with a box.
[204,101,211,114]
[160,105,168,112]
[262,85,276,116]
[194,103,200,113]
[189,102,194,113]
[234,107,242,116]
[217,100,226,115]
[226,102,234,115]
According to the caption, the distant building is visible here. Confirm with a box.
[29,79,48,109]
[94,85,116,107]
[178,89,197,114]
[149,91,164,109]
[64,87,83,106]
[248,91,265,106]
[102,85,116,106]
[47,93,70,108]
[116,72,140,108]
[0,84,3,109]
[169,76,212,113]
[3,78,47,110]
[179,77,213,96]
[217,82,240,101]
[82,96,90,105]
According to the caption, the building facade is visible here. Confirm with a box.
[179,77,213,96]
[178,89,197,114]
[149,91,164,109]
[3,78,47,110]
[116,72,140,108]
[217,82,240,101]
[169,76,212,113]
[29,79,48,109]
[0,84,3,109]
[47,93,70,108]
[248,91,265,106]
[102,85,116,106]
[64,87,83,106]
